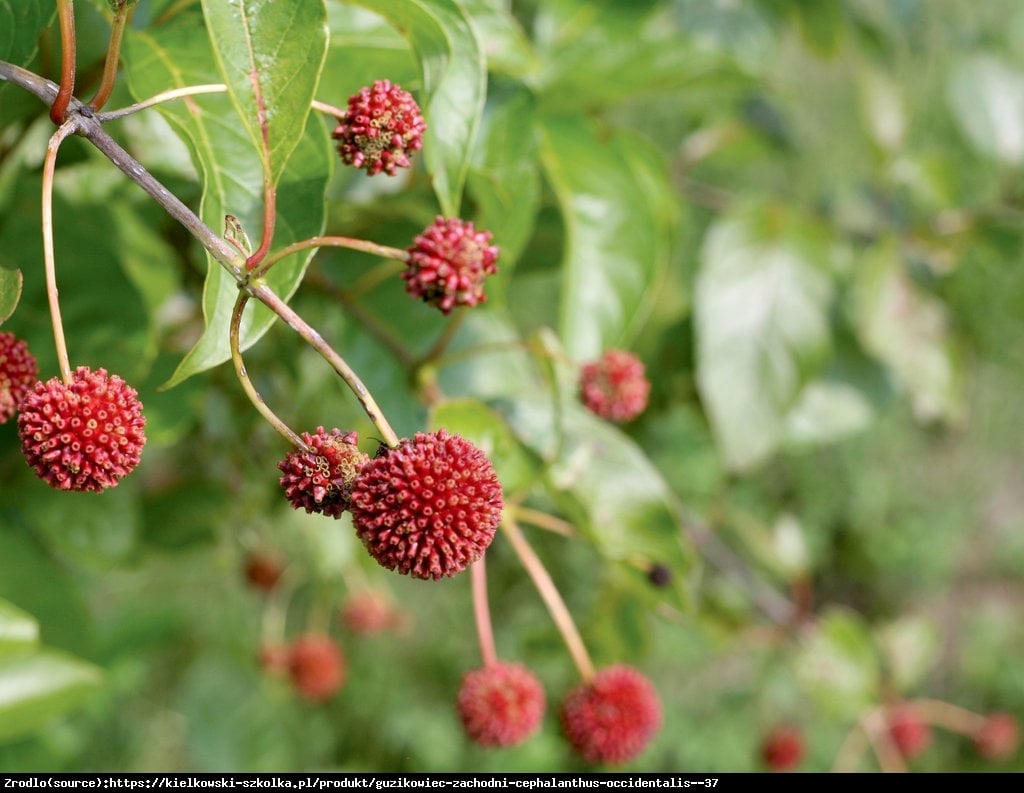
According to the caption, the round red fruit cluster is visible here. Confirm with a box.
[578,349,650,423]
[333,80,426,176]
[0,332,38,424]
[560,665,662,765]
[457,661,546,749]
[278,427,368,518]
[284,634,346,703]
[403,217,500,315]
[760,724,805,771]
[349,429,503,580]
[17,365,146,492]
[886,704,931,760]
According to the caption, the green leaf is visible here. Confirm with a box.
[540,117,677,360]
[467,86,540,273]
[695,203,834,471]
[852,240,964,424]
[200,0,328,183]
[0,0,55,70]
[947,54,1024,166]
[0,600,38,657]
[457,0,539,77]
[790,0,845,57]
[0,266,21,324]
[875,616,941,694]
[794,607,880,719]
[351,0,486,217]
[0,650,103,744]
[123,12,330,387]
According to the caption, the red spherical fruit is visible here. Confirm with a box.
[339,590,404,635]
[287,634,346,703]
[973,712,1020,761]
[760,725,805,771]
[887,704,931,760]
[561,665,662,765]
[17,366,146,492]
[0,332,38,424]
[278,427,368,518]
[258,643,290,675]
[457,662,546,749]
[349,430,503,580]
[579,349,650,423]
[333,79,426,176]
[244,551,285,594]
[403,217,500,315]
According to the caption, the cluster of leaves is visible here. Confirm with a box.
[2,0,1024,772]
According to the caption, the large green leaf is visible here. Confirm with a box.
[0,266,21,324]
[350,0,486,217]
[540,117,677,360]
[947,54,1024,166]
[695,204,834,471]
[794,607,880,719]
[0,650,103,743]
[123,11,331,387]
[0,0,55,70]
[201,0,328,183]
[0,600,37,657]
[852,240,964,424]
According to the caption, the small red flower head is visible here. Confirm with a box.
[333,79,426,176]
[579,349,650,423]
[278,427,368,518]
[457,662,547,748]
[244,551,285,594]
[339,590,405,636]
[760,725,805,771]
[973,712,1020,761]
[561,665,662,765]
[258,643,291,676]
[0,332,38,424]
[17,366,146,492]
[287,634,346,702]
[887,703,931,760]
[349,429,503,580]
[403,217,500,315]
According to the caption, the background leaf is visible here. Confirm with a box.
[0,267,21,324]
[0,0,55,72]
[0,600,37,656]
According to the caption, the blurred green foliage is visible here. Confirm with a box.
[1,0,1024,772]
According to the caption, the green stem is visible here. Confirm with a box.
[501,514,595,681]
[96,83,227,122]
[41,120,79,383]
[229,291,305,449]
[49,0,76,125]
[252,235,408,280]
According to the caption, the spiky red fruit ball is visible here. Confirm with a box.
[887,704,931,760]
[403,217,500,315]
[561,665,662,765]
[244,551,285,594]
[287,634,346,703]
[17,366,146,492]
[457,662,547,748]
[973,712,1020,761]
[349,429,503,580]
[760,725,805,771]
[278,427,368,518]
[0,332,38,424]
[333,79,426,176]
[579,349,650,423]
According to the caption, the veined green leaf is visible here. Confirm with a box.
[0,600,38,657]
[695,203,834,471]
[201,0,328,183]
[123,12,330,387]
[0,0,55,71]
[540,117,677,360]
[0,266,21,324]
[350,0,486,217]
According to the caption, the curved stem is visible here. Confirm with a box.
[253,235,408,280]
[311,98,346,119]
[96,84,228,122]
[88,1,132,112]
[244,69,275,271]
[42,120,79,383]
[246,281,401,448]
[501,514,595,681]
[415,309,467,367]
[229,291,305,449]
[509,505,577,538]
[49,0,77,125]
[471,558,498,667]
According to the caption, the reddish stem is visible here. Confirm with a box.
[471,558,498,667]
[245,69,276,271]
[49,0,77,125]
[89,1,131,112]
